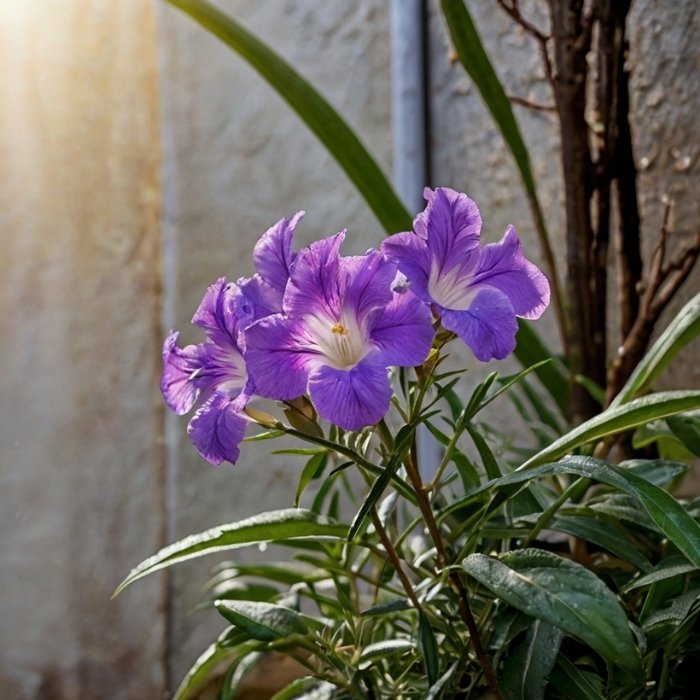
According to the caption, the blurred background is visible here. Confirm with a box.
[1,1,698,697]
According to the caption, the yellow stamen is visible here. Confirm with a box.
[331,322,348,335]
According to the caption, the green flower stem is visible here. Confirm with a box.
[403,448,504,699]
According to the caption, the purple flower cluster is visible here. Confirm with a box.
[162,188,550,465]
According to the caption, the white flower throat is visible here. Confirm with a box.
[307,309,370,370]
[427,259,476,310]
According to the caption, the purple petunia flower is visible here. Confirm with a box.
[244,233,435,431]
[382,187,550,361]
[161,278,254,465]
[238,211,304,321]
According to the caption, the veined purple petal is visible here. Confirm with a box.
[187,391,249,465]
[381,232,432,303]
[370,290,434,366]
[193,341,247,394]
[441,288,518,361]
[340,250,396,322]
[253,211,303,292]
[423,188,482,273]
[161,331,203,415]
[244,314,315,400]
[283,232,344,319]
[307,358,392,431]
[238,273,284,322]
[192,278,252,345]
[469,225,550,319]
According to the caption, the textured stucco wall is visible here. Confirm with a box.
[0,1,166,697]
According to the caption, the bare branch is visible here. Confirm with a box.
[494,0,550,42]
[508,94,557,112]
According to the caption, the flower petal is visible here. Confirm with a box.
[308,358,392,431]
[238,273,284,322]
[161,331,203,415]
[381,231,432,302]
[423,187,482,273]
[283,232,344,319]
[470,225,550,319]
[192,278,252,345]
[339,249,396,321]
[187,391,248,465]
[244,314,315,400]
[253,211,303,291]
[370,290,434,366]
[441,287,518,361]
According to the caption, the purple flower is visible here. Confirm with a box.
[245,233,435,431]
[238,212,304,321]
[161,278,254,465]
[382,187,550,361]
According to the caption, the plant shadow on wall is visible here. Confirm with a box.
[116,1,700,698]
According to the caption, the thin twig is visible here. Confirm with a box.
[508,94,557,112]
[494,0,550,42]
[605,202,700,404]
[369,509,422,611]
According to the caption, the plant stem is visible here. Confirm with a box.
[369,509,422,612]
[403,449,503,699]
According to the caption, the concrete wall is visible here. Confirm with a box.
[1,1,697,697]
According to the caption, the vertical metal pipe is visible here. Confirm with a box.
[390,0,441,479]
[390,0,428,214]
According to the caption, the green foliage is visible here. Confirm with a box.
[120,297,700,698]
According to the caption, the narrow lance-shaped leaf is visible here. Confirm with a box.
[501,620,564,700]
[165,0,411,234]
[453,455,700,567]
[518,390,700,470]
[215,600,308,642]
[463,550,641,676]
[610,293,700,407]
[114,509,348,594]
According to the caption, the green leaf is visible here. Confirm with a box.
[463,550,641,675]
[466,456,700,568]
[425,661,459,700]
[295,452,328,507]
[165,0,410,234]
[622,556,696,593]
[548,655,606,700]
[418,610,440,686]
[361,598,412,617]
[542,511,652,572]
[348,425,414,541]
[622,459,688,488]
[519,391,700,470]
[115,509,348,594]
[210,561,326,586]
[501,620,564,700]
[514,322,570,415]
[466,424,502,480]
[610,293,700,406]
[358,639,415,670]
[666,414,700,457]
[269,678,334,700]
[216,600,308,642]
[172,637,241,700]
